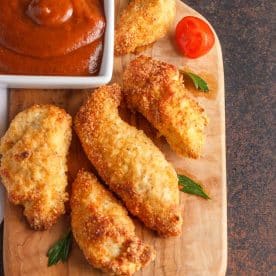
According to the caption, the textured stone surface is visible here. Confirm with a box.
[0,0,274,275]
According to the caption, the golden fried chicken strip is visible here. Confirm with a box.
[71,170,155,276]
[123,56,208,159]
[115,0,176,55]
[0,105,72,230]
[75,84,182,237]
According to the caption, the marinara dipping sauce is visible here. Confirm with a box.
[0,0,105,75]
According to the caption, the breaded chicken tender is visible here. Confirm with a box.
[115,0,176,55]
[71,170,155,276]
[123,56,208,159]
[0,105,72,230]
[75,84,182,237]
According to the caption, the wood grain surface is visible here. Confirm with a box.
[3,0,227,275]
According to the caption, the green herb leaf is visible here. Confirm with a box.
[47,231,72,266]
[180,70,209,92]
[178,175,210,199]
[61,233,72,262]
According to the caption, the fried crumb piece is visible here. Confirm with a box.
[123,56,209,158]
[0,105,72,230]
[71,170,155,276]
[115,0,176,55]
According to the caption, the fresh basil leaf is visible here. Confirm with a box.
[61,233,72,262]
[47,244,60,258]
[178,175,210,199]
[187,72,209,92]
[180,70,209,92]
[48,250,61,266]
[47,231,72,266]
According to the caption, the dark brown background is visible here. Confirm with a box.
[0,0,275,275]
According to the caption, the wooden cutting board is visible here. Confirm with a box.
[3,0,227,275]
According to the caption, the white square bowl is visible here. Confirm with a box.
[0,0,114,89]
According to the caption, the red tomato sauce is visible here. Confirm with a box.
[0,0,105,76]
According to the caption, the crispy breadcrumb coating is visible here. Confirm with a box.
[115,0,176,55]
[123,56,208,159]
[75,84,182,237]
[71,170,155,276]
[0,105,72,230]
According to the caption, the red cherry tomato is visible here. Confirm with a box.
[175,16,215,58]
